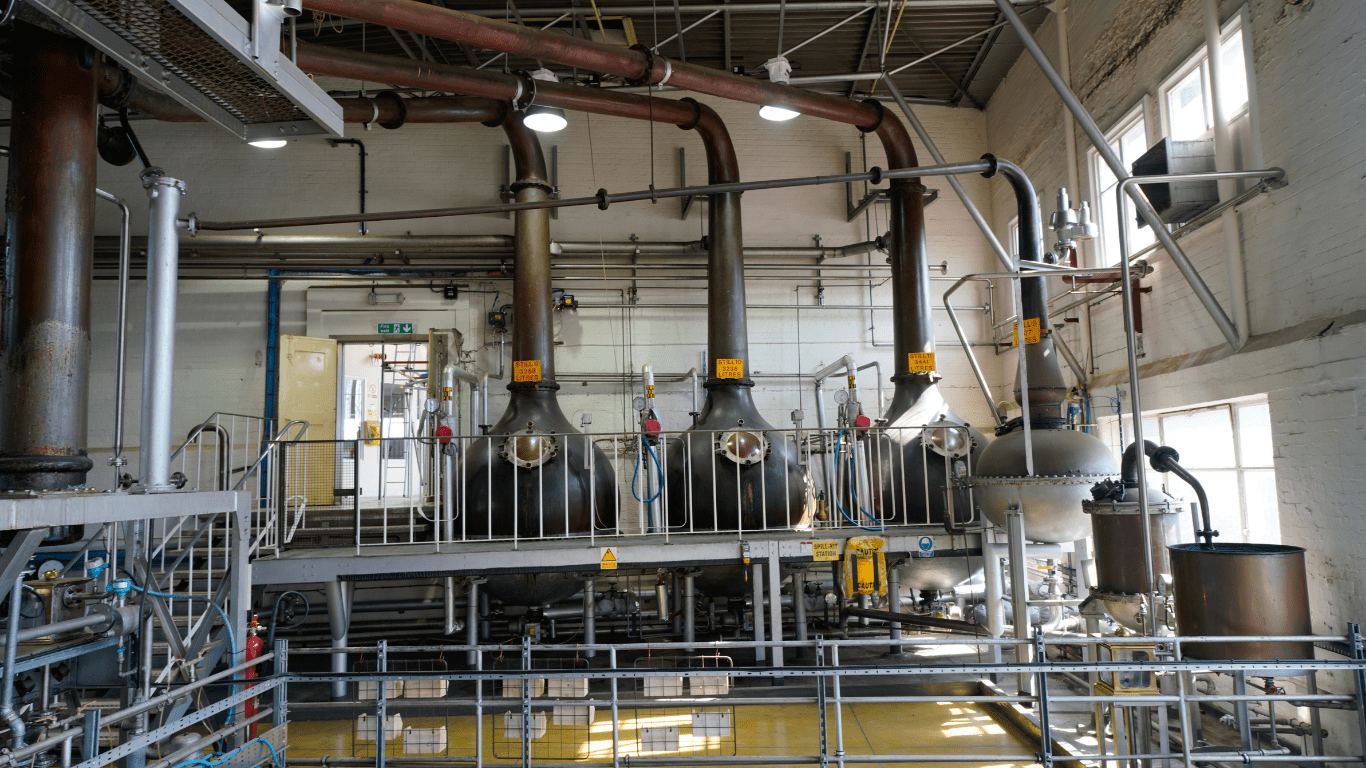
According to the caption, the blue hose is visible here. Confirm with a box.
[124,583,240,722]
[172,736,280,768]
[833,430,884,531]
[631,439,665,531]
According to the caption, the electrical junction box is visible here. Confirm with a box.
[1131,138,1219,225]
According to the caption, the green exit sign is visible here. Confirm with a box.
[377,322,415,334]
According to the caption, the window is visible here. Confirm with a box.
[1098,397,1279,544]
[1089,106,1156,265]
[1161,21,1250,141]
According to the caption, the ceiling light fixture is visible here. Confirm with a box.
[248,139,288,149]
[759,106,800,122]
[760,56,800,122]
[524,68,568,133]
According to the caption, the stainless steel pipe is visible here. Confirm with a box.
[137,170,186,490]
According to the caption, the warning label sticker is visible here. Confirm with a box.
[1013,318,1042,346]
[811,541,840,562]
[907,352,936,373]
[599,548,617,570]
[513,360,542,382]
[715,359,745,379]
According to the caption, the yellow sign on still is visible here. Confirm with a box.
[907,352,936,373]
[715,359,745,379]
[599,548,618,570]
[1013,318,1042,346]
[513,360,543,382]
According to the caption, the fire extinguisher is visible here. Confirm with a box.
[245,614,264,738]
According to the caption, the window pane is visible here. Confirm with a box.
[1120,122,1148,165]
[1098,181,1120,264]
[1220,30,1250,116]
[1167,66,1208,140]
[1192,469,1241,541]
[1243,469,1280,543]
[1160,408,1235,468]
[1126,199,1157,253]
[1236,402,1273,467]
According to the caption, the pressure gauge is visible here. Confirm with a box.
[632,396,647,412]
[424,397,440,414]
[833,390,850,405]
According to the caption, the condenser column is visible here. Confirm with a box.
[138,170,186,490]
[0,26,98,491]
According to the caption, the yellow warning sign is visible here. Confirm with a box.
[715,358,744,379]
[811,541,840,562]
[1012,319,1042,347]
[907,352,936,373]
[513,360,542,382]
[599,548,617,570]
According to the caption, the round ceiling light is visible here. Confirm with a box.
[525,105,568,133]
[759,105,800,122]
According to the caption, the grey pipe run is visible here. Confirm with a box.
[111,234,890,260]
[186,161,993,232]
[137,170,187,491]
[96,190,132,470]
[2,579,26,749]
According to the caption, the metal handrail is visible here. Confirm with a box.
[232,420,309,491]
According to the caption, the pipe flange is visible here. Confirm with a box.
[890,370,941,385]
[596,188,612,210]
[506,380,561,393]
[625,44,657,87]
[965,473,1115,488]
[510,70,538,112]
[102,68,135,109]
[509,178,554,195]
[856,98,885,134]
[374,90,407,129]
[702,377,755,390]
[905,181,928,195]
[184,213,199,236]
[978,153,1000,179]
[675,97,704,132]
[1081,495,1182,516]
[140,167,186,193]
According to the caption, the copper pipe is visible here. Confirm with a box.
[291,2,932,386]
[0,25,98,491]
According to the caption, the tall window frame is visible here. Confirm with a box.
[1098,396,1279,544]
[1158,14,1252,143]
[1087,103,1156,266]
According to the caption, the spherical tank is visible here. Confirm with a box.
[973,427,1118,543]
[460,387,616,605]
[664,387,813,596]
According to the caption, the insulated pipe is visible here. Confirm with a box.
[137,170,186,490]
[465,579,481,666]
[582,578,596,658]
[0,26,98,491]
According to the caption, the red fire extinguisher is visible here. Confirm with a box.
[245,614,264,738]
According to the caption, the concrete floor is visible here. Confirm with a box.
[285,701,1041,766]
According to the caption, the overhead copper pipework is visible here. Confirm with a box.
[289,7,974,526]
[292,44,811,534]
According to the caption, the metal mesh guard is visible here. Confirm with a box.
[72,0,309,125]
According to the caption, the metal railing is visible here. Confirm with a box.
[267,629,1366,768]
[261,424,981,553]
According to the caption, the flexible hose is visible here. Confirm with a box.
[833,429,883,531]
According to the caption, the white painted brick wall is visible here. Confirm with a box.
[986,0,1366,754]
[0,91,1009,481]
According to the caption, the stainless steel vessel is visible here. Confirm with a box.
[1169,543,1312,661]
